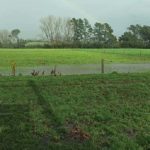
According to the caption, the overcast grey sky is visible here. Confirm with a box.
[0,0,150,39]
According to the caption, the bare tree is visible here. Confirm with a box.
[40,16,57,43]
[63,18,74,42]
[40,16,73,44]
[0,30,11,47]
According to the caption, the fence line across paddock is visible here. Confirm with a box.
[0,59,150,76]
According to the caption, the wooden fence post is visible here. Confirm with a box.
[140,50,142,57]
[101,59,104,74]
[11,62,16,76]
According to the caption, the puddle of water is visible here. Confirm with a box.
[106,63,150,73]
[0,64,150,76]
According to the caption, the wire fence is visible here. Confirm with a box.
[0,59,150,76]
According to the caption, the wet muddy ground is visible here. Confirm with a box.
[1,63,150,76]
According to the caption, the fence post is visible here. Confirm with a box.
[11,62,16,76]
[101,59,104,74]
[140,50,142,56]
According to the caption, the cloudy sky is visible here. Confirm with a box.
[0,0,150,39]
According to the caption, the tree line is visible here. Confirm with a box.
[39,16,118,48]
[1,16,150,48]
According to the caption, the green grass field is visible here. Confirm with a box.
[0,48,150,68]
[0,73,150,150]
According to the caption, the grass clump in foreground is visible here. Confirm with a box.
[0,73,150,150]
